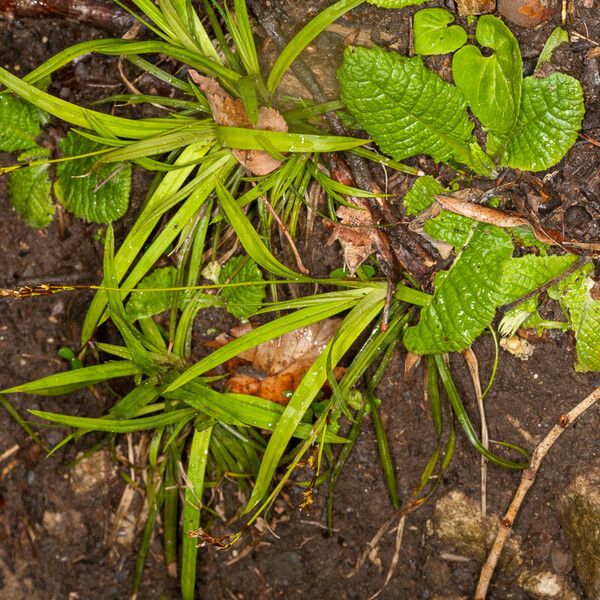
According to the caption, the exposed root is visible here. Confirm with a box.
[475,387,600,599]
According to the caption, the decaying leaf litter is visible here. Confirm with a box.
[0,0,599,599]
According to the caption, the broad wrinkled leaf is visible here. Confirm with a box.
[54,132,131,223]
[404,224,514,353]
[0,94,45,152]
[338,46,489,174]
[404,216,579,354]
[7,147,54,228]
[452,15,522,138]
[219,256,266,320]
[550,266,600,372]
[498,73,584,172]
[403,175,445,216]
[414,9,467,56]
[125,267,212,321]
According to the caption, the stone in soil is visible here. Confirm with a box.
[559,460,600,600]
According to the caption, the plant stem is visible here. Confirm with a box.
[474,387,600,599]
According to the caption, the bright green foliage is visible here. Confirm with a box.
[0,94,45,152]
[550,266,600,372]
[536,27,569,71]
[404,224,514,353]
[125,267,211,321]
[423,210,473,248]
[340,14,583,175]
[501,254,578,298]
[413,9,467,56]
[403,175,445,216]
[54,132,132,223]
[404,215,579,354]
[338,47,489,174]
[7,147,54,228]
[452,15,522,137]
[219,255,266,320]
[498,73,584,172]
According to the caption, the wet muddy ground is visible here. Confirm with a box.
[0,2,599,598]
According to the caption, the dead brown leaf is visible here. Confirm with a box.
[189,71,287,176]
[208,320,344,404]
[498,0,557,27]
[434,192,600,254]
[456,0,496,16]
[327,204,378,274]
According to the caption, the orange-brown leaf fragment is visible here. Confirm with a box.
[210,320,344,404]
[190,70,287,175]
[497,0,557,27]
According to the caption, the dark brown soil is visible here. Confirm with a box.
[0,2,599,599]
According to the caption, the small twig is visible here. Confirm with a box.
[463,348,488,516]
[0,444,19,464]
[346,516,393,579]
[474,387,600,599]
[579,132,600,147]
[367,515,406,600]
[260,194,309,275]
[0,0,135,33]
[93,162,128,193]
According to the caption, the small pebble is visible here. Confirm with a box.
[550,543,574,575]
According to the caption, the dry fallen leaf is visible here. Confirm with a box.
[497,0,557,27]
[190,71,287,175]
[434,192,600,253]
[327,204,378,274]
[208,319,344,404]
[456,0,496,16]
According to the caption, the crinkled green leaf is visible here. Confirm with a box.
[550,266,600,372]
[219,256,266,320]
[498,73,584,172]
[125,266,219,321]
[501,254,578,299]
[7,147,54,228]
[54,132,131,223]
[423,210,474,248]
[536,27,569,71]
[338,46,490,175]
[403,175,446,216]
[414,8,467,56]
[404,224,514,354]
[452,15,522,138]
[0,94,45,152]
[404,218,579,354]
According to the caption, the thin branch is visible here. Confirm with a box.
[0,0,136,33]
[474,387,600,599]
[463,348,489,516]
[260,193,309,275]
